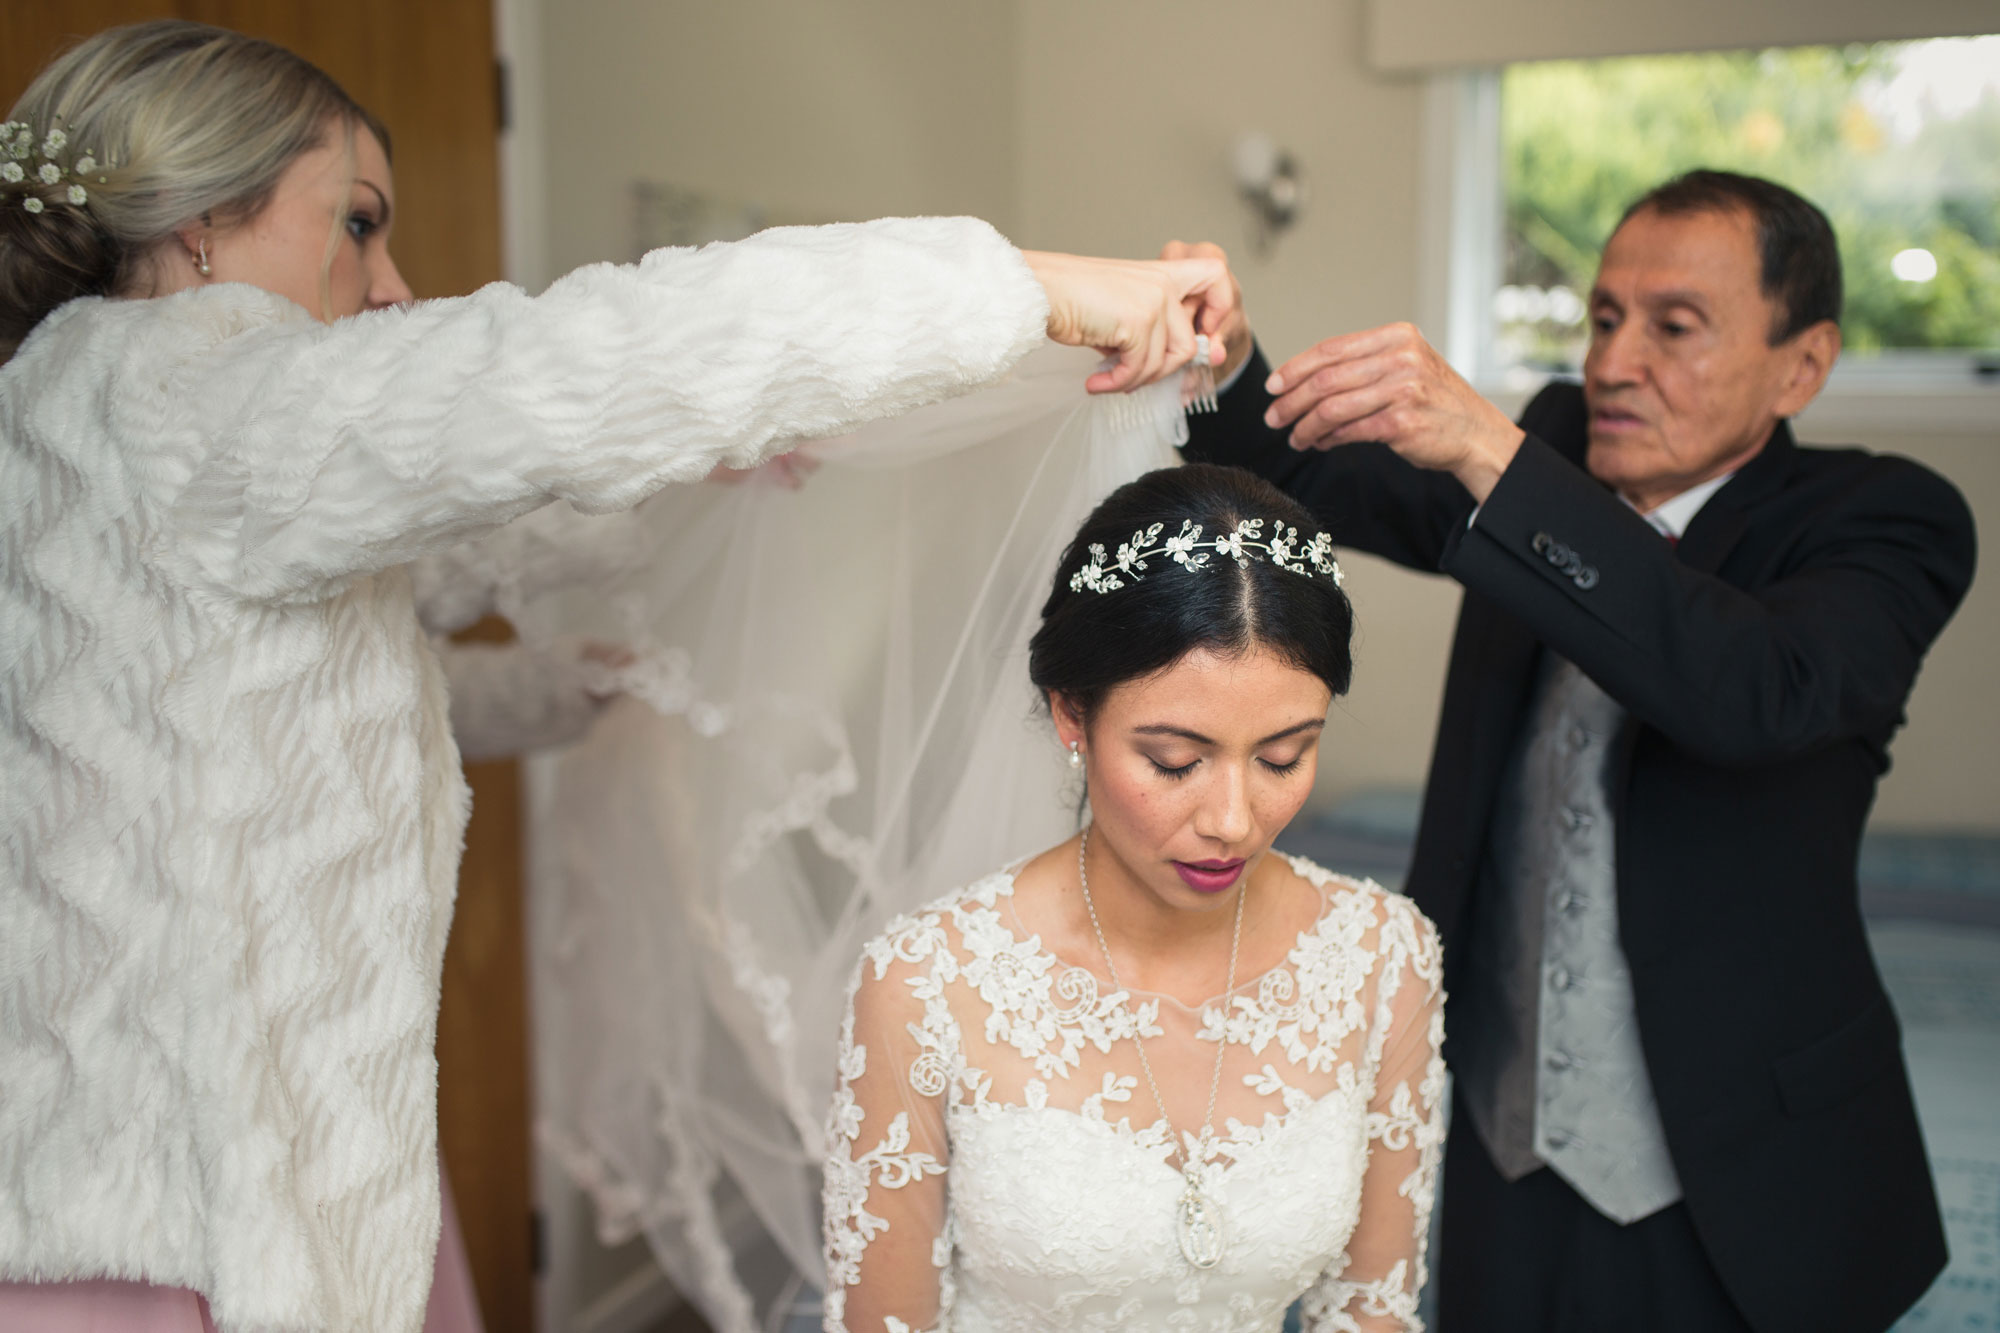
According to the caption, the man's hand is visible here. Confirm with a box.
[1265,322,1526,503]
[1158,240,1253,384]
[1021,251,1233,395]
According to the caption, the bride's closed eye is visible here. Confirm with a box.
[1146,752,1309,779]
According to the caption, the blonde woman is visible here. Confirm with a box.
[0,21,1234,1333]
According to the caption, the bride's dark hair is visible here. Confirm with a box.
[1030,463,1354,717]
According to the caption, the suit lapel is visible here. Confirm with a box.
[1676,422,1797,576]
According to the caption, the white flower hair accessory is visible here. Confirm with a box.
[1,119,104,217]
[1068,517,1344,594]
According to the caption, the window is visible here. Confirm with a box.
[1447,37,2000,394]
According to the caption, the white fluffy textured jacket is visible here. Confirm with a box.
[0,217,1047,1333]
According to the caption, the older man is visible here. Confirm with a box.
[1179,171,1975,1333]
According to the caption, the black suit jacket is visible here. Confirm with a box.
[1186,348,1976,1333]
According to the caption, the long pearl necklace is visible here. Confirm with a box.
[1076,825,1243,1270]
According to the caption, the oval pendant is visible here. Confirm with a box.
[1177,1182,1225,1269]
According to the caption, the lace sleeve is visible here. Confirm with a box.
[1301,897,1446,1333]
[822,931,958,1333]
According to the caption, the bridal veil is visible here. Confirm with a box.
[492,348,1188,1330]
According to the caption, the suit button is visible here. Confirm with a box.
[1574,565,1599,590]
[1532,532,1551,554]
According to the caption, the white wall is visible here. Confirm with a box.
[540,0,1016,277]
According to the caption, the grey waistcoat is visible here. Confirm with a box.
[1453,651,1683,1224]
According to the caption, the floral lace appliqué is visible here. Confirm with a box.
[822,860,1444,1333]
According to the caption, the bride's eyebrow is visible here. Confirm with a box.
[1132,724,1213,744]
[1130,719,1326,745]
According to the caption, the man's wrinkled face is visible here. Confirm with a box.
[1582,205,1835,511]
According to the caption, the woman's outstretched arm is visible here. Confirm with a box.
[72,219,1228,605]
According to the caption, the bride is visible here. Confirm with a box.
[821,463,1445,1332]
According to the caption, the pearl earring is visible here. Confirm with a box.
[195,238,211,277]
[1068,741,1082,770]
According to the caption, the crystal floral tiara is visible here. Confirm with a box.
[1,122,105,216]
[1069,518,1343,594]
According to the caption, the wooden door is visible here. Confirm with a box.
[0,6,531,1330]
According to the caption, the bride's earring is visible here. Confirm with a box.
[194,238,212,277]
[1068,741,1083,770]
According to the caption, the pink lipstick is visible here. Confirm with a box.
[1174,858,1246,893]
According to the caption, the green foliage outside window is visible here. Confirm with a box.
[1500,39,2000,371]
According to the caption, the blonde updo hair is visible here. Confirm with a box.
[0,20,388,350]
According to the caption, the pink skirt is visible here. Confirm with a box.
[0,1281,218,1333]
[0,1166,485,1333]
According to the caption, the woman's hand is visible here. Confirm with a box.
[1022,251,1234,394]
[1157,240,1254,384]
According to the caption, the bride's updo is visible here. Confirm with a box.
[0,20,386,352]
[1031,463,1355,716]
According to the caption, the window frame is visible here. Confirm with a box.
[1420,66,2000,432]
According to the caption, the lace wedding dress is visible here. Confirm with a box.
[822,855,1445,1333]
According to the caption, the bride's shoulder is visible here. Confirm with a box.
[853,865,1022,977]
[1276,852,1440,962]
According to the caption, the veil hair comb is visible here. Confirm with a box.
[1102,332,1220,432]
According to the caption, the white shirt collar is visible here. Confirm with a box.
[1626,471,1735,540]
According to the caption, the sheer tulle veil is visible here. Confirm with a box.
[498,347,1189,1330]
